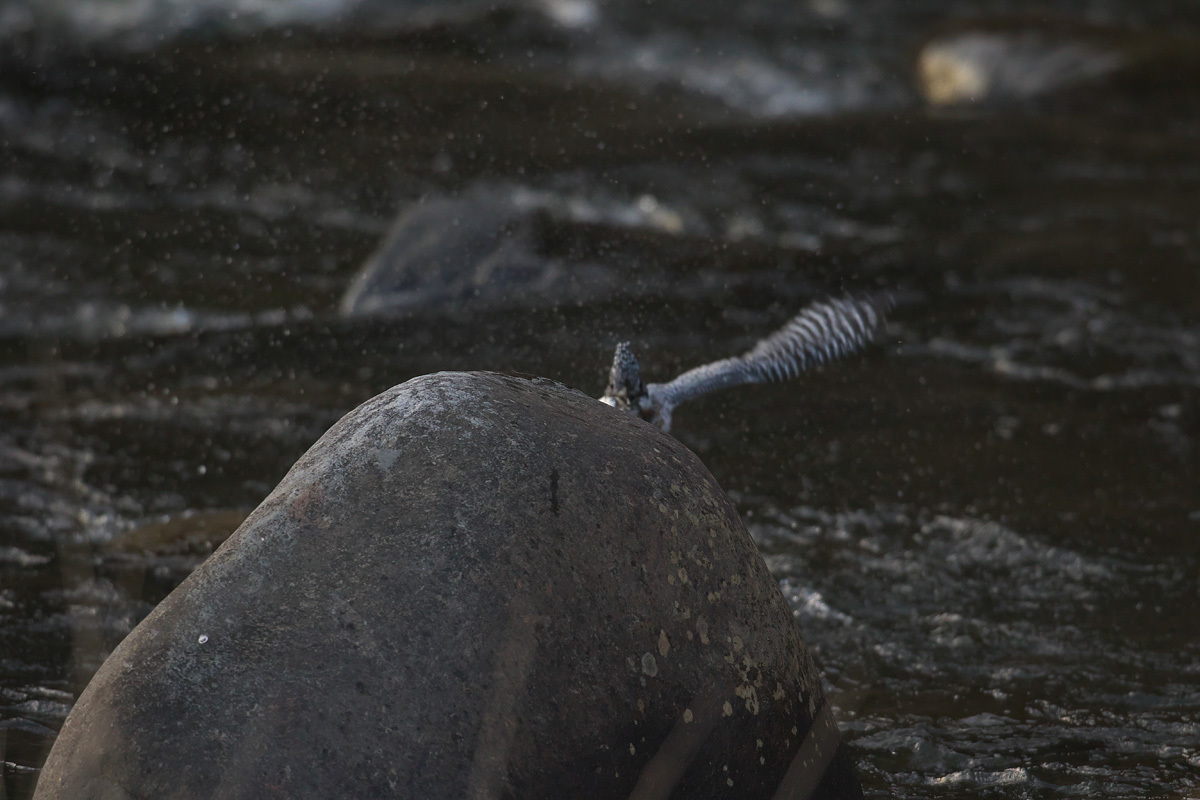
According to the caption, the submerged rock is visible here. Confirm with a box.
[339,188,549,317]
[34,372,860,799]
[338,183,711,318]
[339,187,622,317]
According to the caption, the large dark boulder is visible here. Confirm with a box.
[35,372,860,799]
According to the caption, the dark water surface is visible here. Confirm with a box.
[1,0,1199,797]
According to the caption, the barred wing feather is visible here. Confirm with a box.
[649,294,891,415]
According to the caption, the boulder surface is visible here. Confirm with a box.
[35,372,860,799]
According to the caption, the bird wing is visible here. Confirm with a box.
[647,294,892,415]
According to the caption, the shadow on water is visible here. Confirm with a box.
[2,1,1199,797]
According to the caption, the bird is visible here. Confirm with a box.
[599,293,892,432]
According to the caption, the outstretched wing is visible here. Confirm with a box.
[647,294,892,422]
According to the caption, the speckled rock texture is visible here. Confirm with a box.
[35,372,860,800]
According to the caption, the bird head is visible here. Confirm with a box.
[600,342,651,416]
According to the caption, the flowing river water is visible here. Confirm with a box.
[1,0,1198,797]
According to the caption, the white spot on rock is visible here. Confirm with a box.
[641,653,658,677]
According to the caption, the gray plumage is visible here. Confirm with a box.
[603,342,647,411]
[600,293,891,432]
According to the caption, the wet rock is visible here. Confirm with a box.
[340,187,618,317]
[340,188,547,316]
[916,18,1200,105]
[338,183,711,318]
[34,372,859,800]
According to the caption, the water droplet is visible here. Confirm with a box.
[640,653,658,677]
